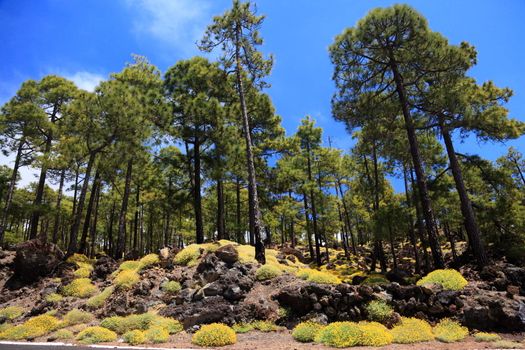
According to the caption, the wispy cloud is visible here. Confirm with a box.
[65,71,105,92]
[125,0,211,55]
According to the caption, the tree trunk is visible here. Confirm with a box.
[108,201,115,256]
[234,24,265,264]
[79,169,100,254]
[0,139,24,245]
[388,223,398,270]
[116,159,133,259]
[306,143,321,266]
[303,192,315,261]
[217,179,226,240]
[288,191,295,248]
[30,134,53,241]
[133,184,140,252]
[337,180,357,255]
[51,168,66,244]
[440,118,487,267]
[194,139,204,244]
[403,163,421,274]
[235,177,243,243]
[410,166,431,273]
[89,183,101,258]
[389,57,444,269]
[67,152,96,257]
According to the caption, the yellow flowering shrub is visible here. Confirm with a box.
[139,254,159,268]
[161,280,181,293]
[86,286,114,308]
[123,329,146,345]
[53,329,74,340]
[114,270,140,289]
[474,332,501,342]
[150,316,183,334]
[66,253,92,265]
[255,265,282,281]
[251,320,281,332]
[416,269,468,290]
[63,309,94,326]
[61,278,97,298]
[173,244,202,266]
[391,317,434,344]
[76,326,117,344]
[357,321,393,346]
[292,321,324,342]
[0,314,60,340]
[365,300,393,322]
[118,260,142,271]
[433,318,469,343]
[144,326,169,343]
[314,322,363,348]
[192,323,236,347]
[0,306,24,320]
[45,293,63,303]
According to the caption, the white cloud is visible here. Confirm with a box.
[126,0,211,54]
[65,71,105,92]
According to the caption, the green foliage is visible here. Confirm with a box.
[53,329,74,340]
[119,260,141,271]
[114,270,140,289]
[0,314,60,340]
[173,244,201,266]
[45,293,63,303]
[63,309,94,326]
[123,329,146,345]
[66,254,92,265]
[307,271,341,284]
[61,278,97,298]
[192,323,236,347]
[416,269,468,290]
[314,321,362,348]
[0,306,24,320]
[144,326,169,343]
[161,280,181,294]
[100,313,177,335]
[150,316,183,334]
[232,323,254,334]
[139,253,159,268]
[361,274,389,285]
[292,321,324,342]
[391,317,434,344]
[251,320,281,332]
[255,264,282,281]
[475,332,501,342]
[86,286,114,308]
[433,318,469,343]
[358,321,393,346]
[73,266,92,278]
[365,300,393,322]
[76,326,117,344]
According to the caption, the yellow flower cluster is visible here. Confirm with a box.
[76,326,117,344]
[391,317,434,343]
[61,278,98,298]
[192,323,237,347]
[255,265,282,280]
[0,314,60,340]
[433,318,469,343]
[416,269,468,290]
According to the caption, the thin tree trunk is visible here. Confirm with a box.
[116,159,133,259]
[288,191,295,248]
[0,139,24,245]
[194,139,204,244]
[440,118,487,267]
[133,184,140,252]
[108,201,115,256]
[89,183,101,258]
[51,168,66,244]
[67,152,96,256]
[79,170,100,254]
[234,24,265,264]
[217,179,226,240]
[403,163,421,274]
[306,143,321,266]
[390,57,444,269]
[235,176,243,243]
[303,192,315,261]
[410,166,431,273]
[337,180,357,255]
[388,223,397,270]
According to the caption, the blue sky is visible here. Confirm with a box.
[1,0,524,189]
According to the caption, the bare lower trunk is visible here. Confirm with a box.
[116,159,133,259]
[51,169,66,244]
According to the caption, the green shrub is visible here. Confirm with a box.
[123,329,146,345]
[61,278,97,298]
[45,293,63,303]
[416,269,468,291]
[100,313,156,334]
[391,317,434,344]
[0,306,24,320]
[292,322,324,342]
[192,323,236,347]
[161,280,181,294]
[255,265,282,281]
[86,286,114,308]
[66,254,92,265]
[53,329,74,340]
[306,270,341,284]
[251,320,281,332]
[139,254,159,268]
[493,340,525,349]
[362,274,389,285]
[433,318,469,343]
[119,260,141,271]
[114,270,140,289]
[232,323,254,334]
[315,321,363,348]
[73,267,92,278]
[365,300,393,322]
[144,326,169,343]
[150,316,183,334]
[0,314,60,340]
[76,326,117,344]
[63,309,94,326]
[474,332,501,342]
[173,244,201,266]
[357,321,393,346]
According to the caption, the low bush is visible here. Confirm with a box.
[139,254,159,268]
[251,320,281,332]
[357,321,393,346]
[192,323,236,347]
[365,300,393,323]
[86,286,114,308]
[63,309,94,326]
[493,340,525,349]
[314,321,363,348]
[53,329,74,340]
[433,318,469,343]
[306,271,341,284]
[362,274,389,285]
[61,278,97,298]
[161,280,181,294]
[416,269,468,291]
[255,265,282,281]
[232,323,254,334]
[292,321,324,342]
[0,306,24,320]
[474,332,501,342]
[0,314,60,340]
[114,270,140,289]
[119,260,142,271]
[391,317,434,344]
[76,326,117,344]
[123,329,146,345]
[173,244,201,266]
[73,267,92,278]
[150,316,183,334]
[66,254,92,265]
[45,293,63,303]
[100,313,161,334]
[144,326,169,343]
